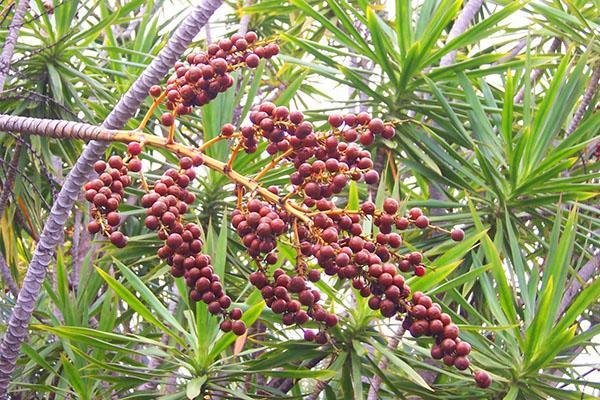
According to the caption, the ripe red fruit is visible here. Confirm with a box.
[414,265,426,276]
[245,31,258,43]
[208,301,221,314]
[106,212,120,227]
[315,332,328,344]
[220,319,232,332]
[383,198,399,214]
[161,113,175,126]
[127,142,142,156]
[451,228,465,241]
[327,113,344,128]
[368,118,384,134]
[87,221,101,234]
[364,170,379,184]
[304,330,316,341]
[455,341,471,356]
[109,231,127,248]
[94,160,106,174]
[128,158,142,172]
[431,345,444,359]
[408,252,422,265]
[324,313,338,327]
[232,320,246,336]
[108,155,124,169]
[179,157,193,169]
[308,269,321,282]
[443,324,459,339]
[414,215,429,229]
[408,207,422,220]
[221,123,235,136]
[230,308,242,320]
[149,85,162,97]
[245,53,260,68]
[474,371,492,388]
[454,356,470,370]
[441,338,456,353]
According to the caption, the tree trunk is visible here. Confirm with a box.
[0,0,223,394]
[0,0,29,91]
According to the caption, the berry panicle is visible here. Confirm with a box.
[80,33,489,388]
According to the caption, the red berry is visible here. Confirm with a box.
[474,371,492,388]
[128,158,142,172]
[230,308,243,320]
[383,198,398,214]
[93,160,106,174]
[451,228,465,241]
[220,319,232,332]
[127,142,142,156]
[87,221,101,234]
[109,231,128,248]
[161,113,175,126]
[414,215,429,229]
[232,320,246,336]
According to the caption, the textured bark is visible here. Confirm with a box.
[514,37,561,103]
[494,38,527,65]
[0,142,23,298]
[238,0,254,36]
[558,253,600,316]
[0,256,18,299]
[0,0,223,394]
[274,356,325,393]
[566,63,600,136]
[366,325,405,400]
[0,0,29,91]
[439,0,483,67]
[306,379,329,400]
[431,0,483,214]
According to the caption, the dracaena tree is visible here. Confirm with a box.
[0,0,598,399]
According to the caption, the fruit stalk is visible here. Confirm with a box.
[0,114,310,223]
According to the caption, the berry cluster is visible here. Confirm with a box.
[248,267,336,344]
[80,34,493,388]
[403,292,471,371]
[85,155,132,248]
[140,156,246,335]
[217,103,490,384]
[231,199,288,259]
[148,31,278,127]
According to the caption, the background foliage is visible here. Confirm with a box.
[0,0,598,399]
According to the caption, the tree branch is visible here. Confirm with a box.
[558,253,600,316]
[0,0,28,91]
[514,37,561,104]
[0,0,224,394]
[566,62,600,136]
[439,0,483,67]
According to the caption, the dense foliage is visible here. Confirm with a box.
[0,0,598,399]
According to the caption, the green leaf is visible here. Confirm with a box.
[371,340,432,390]
[112,259,189,340]
[186,376,207,399]
[95,267,184,346]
